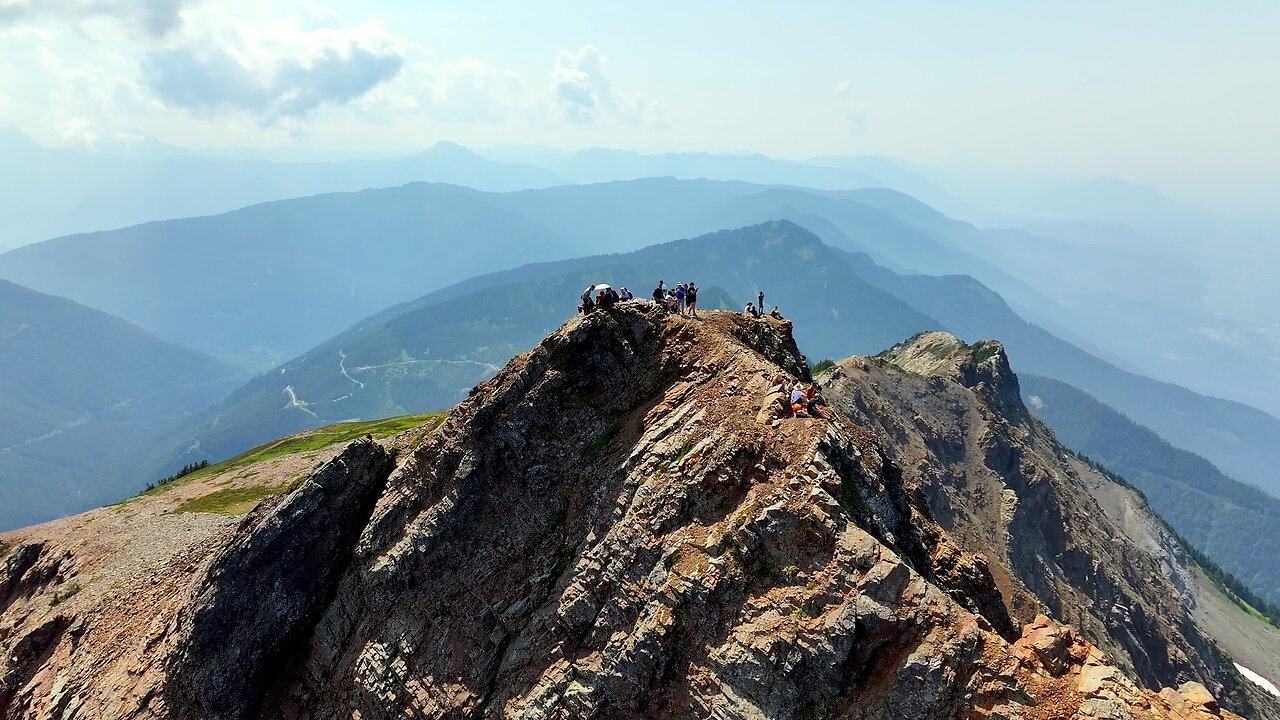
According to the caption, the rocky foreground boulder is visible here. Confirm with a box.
[0,304,1274,719]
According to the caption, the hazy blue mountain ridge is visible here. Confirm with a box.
[148,221,941,468]
[841,250,1280,498]
[0,183,572,369]
[4,179,992,368]
[0,279,240,529]
[0,128,566,246]
[5,176,1279,507]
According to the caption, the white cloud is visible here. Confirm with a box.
[141,18,406,121]
[550,45,664,125]
[0,23,57,41]
[358,45,661,128]
[835,80,868,134]
[33,45,152,147]
[2,2,669,152]
[300,2,337,25]
[411,57,526,122]
[0,0,200,38]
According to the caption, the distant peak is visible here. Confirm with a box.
[0,126,43,149]
[422,140,481,159]
[880,331,1027,420]
[880,331,973,376]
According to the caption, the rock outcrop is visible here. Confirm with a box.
[0,306,1265,719]
[163,438,396,719]
[823,331,1271,717]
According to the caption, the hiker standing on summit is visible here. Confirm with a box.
[757,290,765,313]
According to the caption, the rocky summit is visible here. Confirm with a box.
[0,304,1274,719]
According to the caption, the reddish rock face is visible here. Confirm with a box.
[0,307,1263,719]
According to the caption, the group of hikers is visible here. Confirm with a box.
[578,284,633,313]
[744,302,784,320]
[651,280,699,316]
[575,281,817,418]
[578,280,784,321]
[743,290,784,319]
[771,371,825,418]
[578,280,702,316]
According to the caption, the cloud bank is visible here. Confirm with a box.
[0,0,198,37]
[142,19,405,121]
[0,0,669,147]
[551,45,665,125]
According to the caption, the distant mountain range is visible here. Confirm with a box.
[7,130,1274,414]
[0,179,999,369]
[0,184,573,369]
[0,279,241,529]
[838,250,1280,504]
[5,176,1278,497]
[142,221,937,468]
[0,128,566,246]
[0,178,1106,374]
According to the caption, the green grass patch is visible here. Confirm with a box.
[922,339,961,360]
[141,412,444,498]
[49,581,83,607]
[175,485,280,515]
[971,341,1002,364]
[548,546,575,586]
[584,423,622,461]
[675,439,695,463]
[1205,569,1274,625]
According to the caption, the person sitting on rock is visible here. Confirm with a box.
[790,383,810,417]
[619,287,633,300]
[601,288,620,309]
[744,303,758,317]
[770,306,784,320]
[580,284,597,315]
[803,385,825,415]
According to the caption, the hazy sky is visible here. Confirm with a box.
[1,1,1276,209]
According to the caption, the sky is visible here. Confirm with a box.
[1,1,1277,212]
